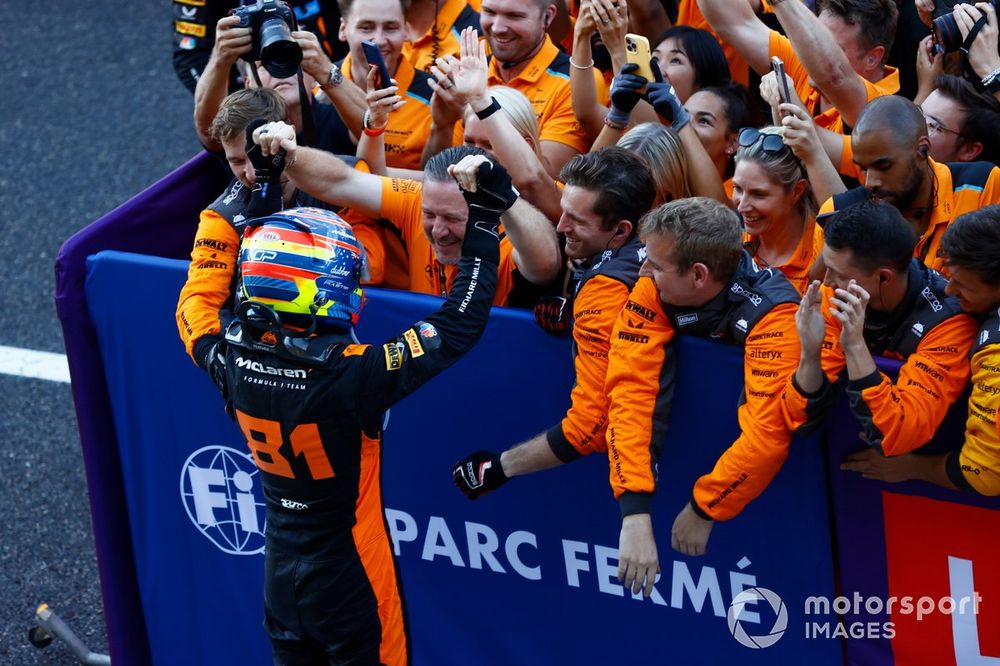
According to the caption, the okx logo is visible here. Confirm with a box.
[180,446,266,555]
[727,586,788,649]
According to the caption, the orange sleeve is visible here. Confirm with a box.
[981,167,1000,205]
[855,315,978,456]
[692,303,801,520]
[378,177,424,245]
[538,79,594,154]
[349,222,387,286]
[176,209,240,363]
[493,238,517,307]
[768,31,812,104]
[950,343,1000,495]
[548,276,631,460]
[604,277,676,515]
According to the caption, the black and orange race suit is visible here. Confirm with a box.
[544,236,645,461]
[215,233,497,664]
[781,259,978,457]
[604,252,802,521]
[947,307,1000,495]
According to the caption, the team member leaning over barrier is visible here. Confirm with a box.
[605,198,803,582]
[784,201,978,461]
[197,156,506,664]
[452,147,656,497]
[841,206,1000,496]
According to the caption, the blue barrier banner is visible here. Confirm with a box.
[86,250,839,664]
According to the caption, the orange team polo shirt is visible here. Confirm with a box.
[402,0,481,74]
[768,30,899,137]
[744,218,822,294]
[818,158,1000,274]
[488,36,608,154]
[342,54,433,171]
[377,176,518,305]
[676,0,752,88]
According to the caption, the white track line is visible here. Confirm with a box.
[0,345,71,383]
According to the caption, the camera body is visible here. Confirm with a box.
[932,0,998,55]
[233,0,302,78]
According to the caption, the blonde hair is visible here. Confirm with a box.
[616,123,691,205]
[464,86,541,150]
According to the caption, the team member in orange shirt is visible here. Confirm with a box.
[819,96,1000,274]
[451,148,656,497]
[784,201,978,460]
[698,0,899,134]
[605,198,801,584]
[841,206,1000,496]
[403,0,481,73]
[252,119,562,304]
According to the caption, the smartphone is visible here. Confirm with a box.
[624,34,656,89]
[361,41,392,90]
[771,56,792,106]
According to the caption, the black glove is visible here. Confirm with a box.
[608,63,647,123]
[645,61,691,131]
[452,451,509,500]
[193,334,227,395]
[245,119,286,218]
[459,160,512,264]
[533,295,572,336]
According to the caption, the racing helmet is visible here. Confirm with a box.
[237,207,366,331]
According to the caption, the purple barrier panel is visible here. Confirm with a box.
[53,151,228,664]
[828,358,1000,664]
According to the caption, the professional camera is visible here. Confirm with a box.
[233,0,303,78]
[932,0,998,55]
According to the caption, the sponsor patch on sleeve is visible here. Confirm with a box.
[402,329,425,358]
[383,342,404,370]
[415,321,441,350]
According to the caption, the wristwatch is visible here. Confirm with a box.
[323,62,343,89]
[983,67,1000,94]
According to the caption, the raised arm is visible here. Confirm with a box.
[769,0,869,127]
[421,55,467,167]
[696,0,774,75]
[296,30,367,140]
[253,121,384,217]
[194,15,252,151]
[356,65,406,175]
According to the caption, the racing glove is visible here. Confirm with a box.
[193,333,227,396]
[459,160,513,265]
[452,451,509,500]
[533,295,572,336]
[245,119,286,218]
[646,61,690,131]
[607,63,647,127]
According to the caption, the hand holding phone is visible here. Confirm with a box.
[771,56,792,107]
[362,41,392,90]
[624,33,655,90]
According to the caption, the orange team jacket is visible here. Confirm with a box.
[544,236,646,460]
[947,307,1000,495]
[781,259,977,456]
[744,217,823,295]
[818,160,1000,275]
[768,30,898,139]
[488,35,608,155]
[604,252,802,520]
[402,0,480,74]
[341,54,433,171]
[377,176,518,305]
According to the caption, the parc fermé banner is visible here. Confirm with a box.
[82,249,999,665]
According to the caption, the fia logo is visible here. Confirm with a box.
[736,318,748,333]
[912,321,925,337]
[180,446,266,555]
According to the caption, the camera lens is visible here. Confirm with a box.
[932,13,963,53]
[260,17,303,78]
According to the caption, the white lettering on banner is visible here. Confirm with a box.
[949,556,999,665]
[385,509,764,620]
[422,516,466,567]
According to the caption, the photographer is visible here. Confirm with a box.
[955,2,1000,102]
[192,1,367,155]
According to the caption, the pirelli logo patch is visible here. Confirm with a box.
[403,329,425,358]
[175,20,207,37]
[383,343,403,371]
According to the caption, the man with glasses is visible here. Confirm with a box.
[821,95,1000,274]
[920,75,1000,167]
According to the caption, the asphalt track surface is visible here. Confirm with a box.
[0,2,202,662]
